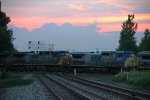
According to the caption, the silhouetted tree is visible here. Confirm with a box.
[139,29,150,51]
[0,11,14,52]
[118,14,138,52]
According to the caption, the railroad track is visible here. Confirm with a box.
[55,73,150,100]
[36,75,62,100]
[49,74,124,99]
[36,74,103,100]
[45,74,105,100]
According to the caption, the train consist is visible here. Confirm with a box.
[71,51,138,67]
[0,51,69,65]
[0,50,150,71]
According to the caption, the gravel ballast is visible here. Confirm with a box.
[0,74,53,100]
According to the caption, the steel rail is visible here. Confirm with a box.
[45,74,105,100]
[36,75,63,100]
[57,74,150,100]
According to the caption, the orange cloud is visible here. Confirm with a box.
[68,3,92,11]
[137,23,150,32]
[10,14,150,32]
[10,17,48,31]
[98,22,150,33]
[97,24,121,33]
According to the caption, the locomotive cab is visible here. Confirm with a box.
[116,51,134,67]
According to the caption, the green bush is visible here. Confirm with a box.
[112,70,150,89]
[0,79,34,88]
[113,72,127,82]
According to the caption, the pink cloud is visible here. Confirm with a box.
[10,17,49,31]
[97,24,120,33]
[68,3,92,11]
[10,13,150,32]
[137,23,150,32]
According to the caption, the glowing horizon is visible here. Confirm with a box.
[10,14,150,32]
[1,0,150,33]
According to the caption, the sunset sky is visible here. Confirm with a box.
[1,0,150,51]
[1,0,150,32]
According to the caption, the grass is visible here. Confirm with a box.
[0,79,34,88]
[0,71,34,88]
[98,74,113,80]
[112,70,150,89]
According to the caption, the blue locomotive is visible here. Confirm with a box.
[115,51,134,66]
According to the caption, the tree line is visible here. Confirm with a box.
[118,14,150,52]
[0,10,149,52]
[0,11,14,52]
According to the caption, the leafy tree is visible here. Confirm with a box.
[0,11,14,52]
[118,14,138,52]
[139,29,150,51]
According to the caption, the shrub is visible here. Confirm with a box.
[112,70,150,89]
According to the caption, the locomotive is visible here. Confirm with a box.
[138,51,150,67]
[71,51,135,67]
[0,51,70,65]
[0,50,150,70]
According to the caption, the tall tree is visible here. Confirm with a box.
[0,11,14,52]
[118,14,138,52]
[139,29,150,51]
